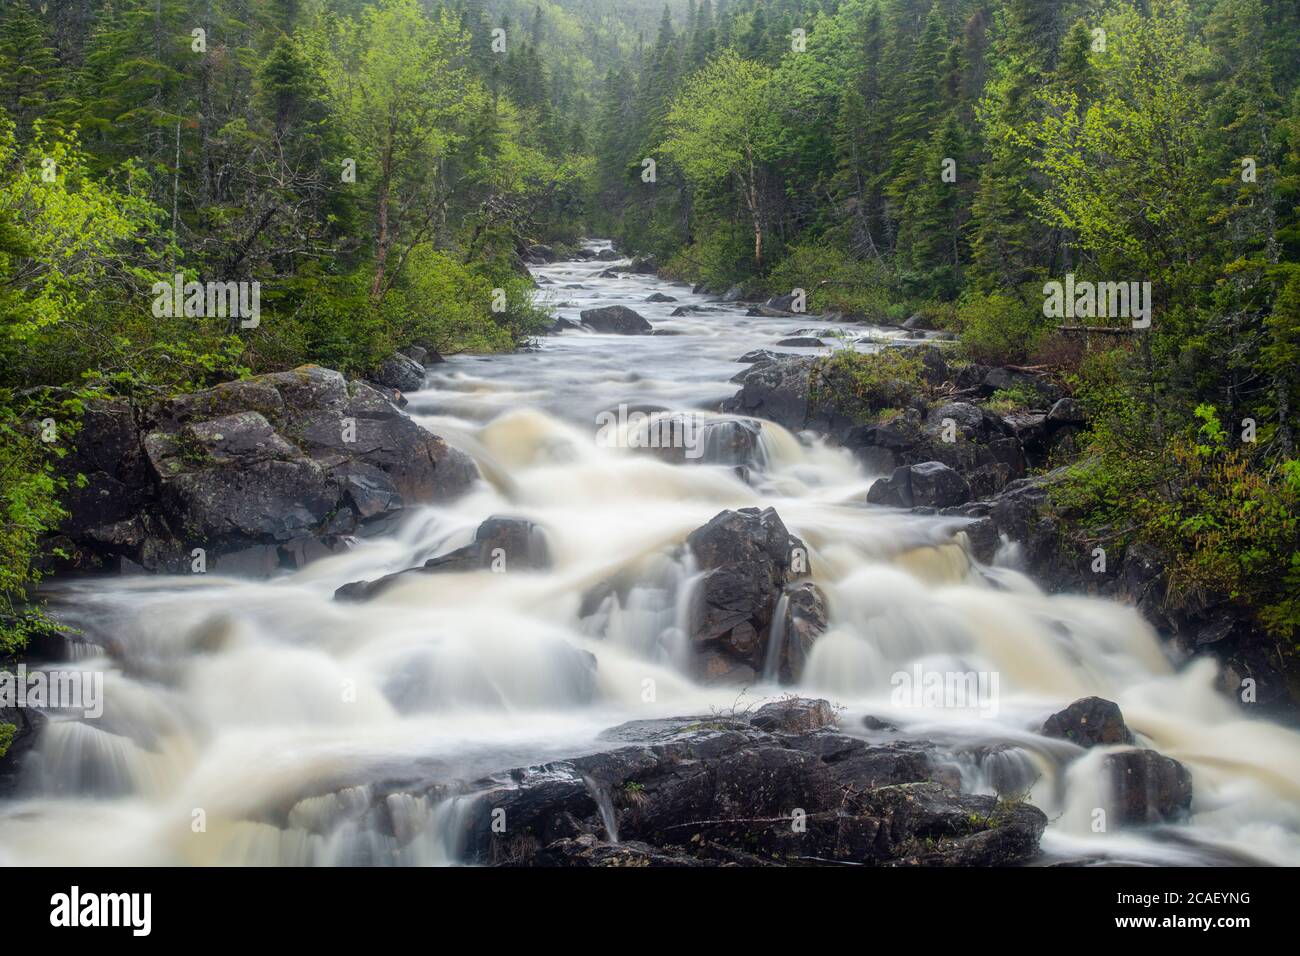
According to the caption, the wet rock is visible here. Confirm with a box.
[645,292,677,303]
[446,700,1047,867]
[902,313,936,331]
[1105,750,1194,826]
[56,366,477,576]
[1042,697,1136,748]
[750,698,836,734]
[547,317,583,334]
[596,248,619,261]
[579,306,653,334]
[720,285,745,302]
[776,336,824,347]
[629,256,658,275]
[867,462,970,509]
[372,352,426,394]
[776,582,829,683]
[526,244,557,262]
[686,508,808,677]
[335,516,550,601]
[720,356,819,433]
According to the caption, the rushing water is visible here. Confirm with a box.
[3,241,1299,866]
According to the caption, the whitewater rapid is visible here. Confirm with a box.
[2,241,1298,866]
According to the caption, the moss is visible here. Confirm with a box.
[0,722,14,761]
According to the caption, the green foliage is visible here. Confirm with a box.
[0,721,13,759]
[0,393,70,656]
[954,291,1047,365]
[764,241,898,320]
[810,348,926,423]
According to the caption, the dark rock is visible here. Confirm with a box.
[596,248,619,261]
[372,353,426,394]
[776,336,823,347]
[902,313,936,331]
[776,582,828,683]
[868,462,970,509]
[750,698,836,734]
[764,292,803,313]
[58,366,476,576]
[646,292,677,303]
[629,256,658,275]
[526,244,557,262]
[446,702,1047,867]
[1105,750,1194,826]
[1042,697,1136,748]
[1047,397,1086,428]
[400,345,429,366]
[686,508,808,677]
[579,306,653,335]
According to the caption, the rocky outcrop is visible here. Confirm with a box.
[335,516,550,601]
[1042,697,1136,748]
[54,365,477,576]
[579,306,653,334]
[686,508,809,682]
[440,699,1048,866]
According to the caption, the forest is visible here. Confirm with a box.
[1,0,1298,682]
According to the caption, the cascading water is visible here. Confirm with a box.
[2,239,1298,866]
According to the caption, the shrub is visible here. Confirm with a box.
[810,348,926,422]
[956,291,1050,365]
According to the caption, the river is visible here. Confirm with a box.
[2,241,1298,866]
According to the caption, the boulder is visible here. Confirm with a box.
[749,697,835,735]
[1105,750,1194,826]
[579,306,653,335]
[596,248,619,261]
[1042,697,1136,748]
[867,462,970,509]
[629,256,658,275]
[776,336,823,347]
[646,292,677,303]
[1046,397,1086,428]
[526,244,557,262]
[686,508,808,677]
[371,352,426,394]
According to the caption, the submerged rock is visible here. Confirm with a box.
[335,516,550,601]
